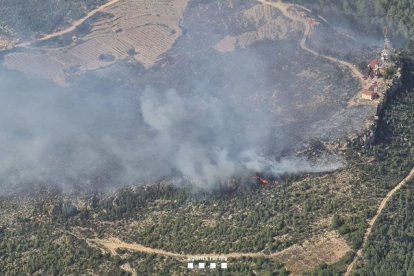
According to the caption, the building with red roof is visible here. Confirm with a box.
[368,59,381,70]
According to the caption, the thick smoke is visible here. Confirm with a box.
[0,54,341,194]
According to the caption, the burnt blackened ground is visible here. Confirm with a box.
[86,0,369,155]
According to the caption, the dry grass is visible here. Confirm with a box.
[214,3,301,53]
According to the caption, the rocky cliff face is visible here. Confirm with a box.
[323,64,403,153]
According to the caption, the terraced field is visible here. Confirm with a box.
[2,0,376,145]
[3,0,188,84]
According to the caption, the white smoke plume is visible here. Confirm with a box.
[0,66,342,194]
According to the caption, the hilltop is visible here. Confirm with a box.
[0,0,414,275]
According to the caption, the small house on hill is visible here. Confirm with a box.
[362,90,379,100]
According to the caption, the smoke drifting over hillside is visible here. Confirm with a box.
[0,62,342,194]
[3,0,382,195]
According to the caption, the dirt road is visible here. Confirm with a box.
[256,0,365,103]
[256,2,414,274]
[88,237,293,260]
[87,231,349,275]
[256,0,364,80]
[344,167,414,275]
[37,0,122,42]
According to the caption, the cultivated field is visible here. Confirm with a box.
[3,0,188,83]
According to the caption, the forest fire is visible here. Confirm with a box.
[254,175,270,185]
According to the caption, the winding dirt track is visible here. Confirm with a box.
[88,237,296,260]
[37,0,122,42]
[344,167,414,275]
[256,0,370,108]
[256,0,364,82]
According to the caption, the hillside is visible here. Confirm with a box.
[289,0,414,39]
[0,0,414,275]
[1,49,413,273]
[0,0,107,38]
[350,44,414,276]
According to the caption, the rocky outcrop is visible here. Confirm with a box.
[324,65,403,152]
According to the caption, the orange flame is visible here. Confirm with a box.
[254,176,269,185]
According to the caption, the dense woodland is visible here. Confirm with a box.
[290,0,414,39]
[351,44,414,276]
[0,0,106,37]
[354,180,414,275]
[311,44,414,275]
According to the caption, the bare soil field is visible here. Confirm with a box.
[275,231,350,274]
[214,4,301,52]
